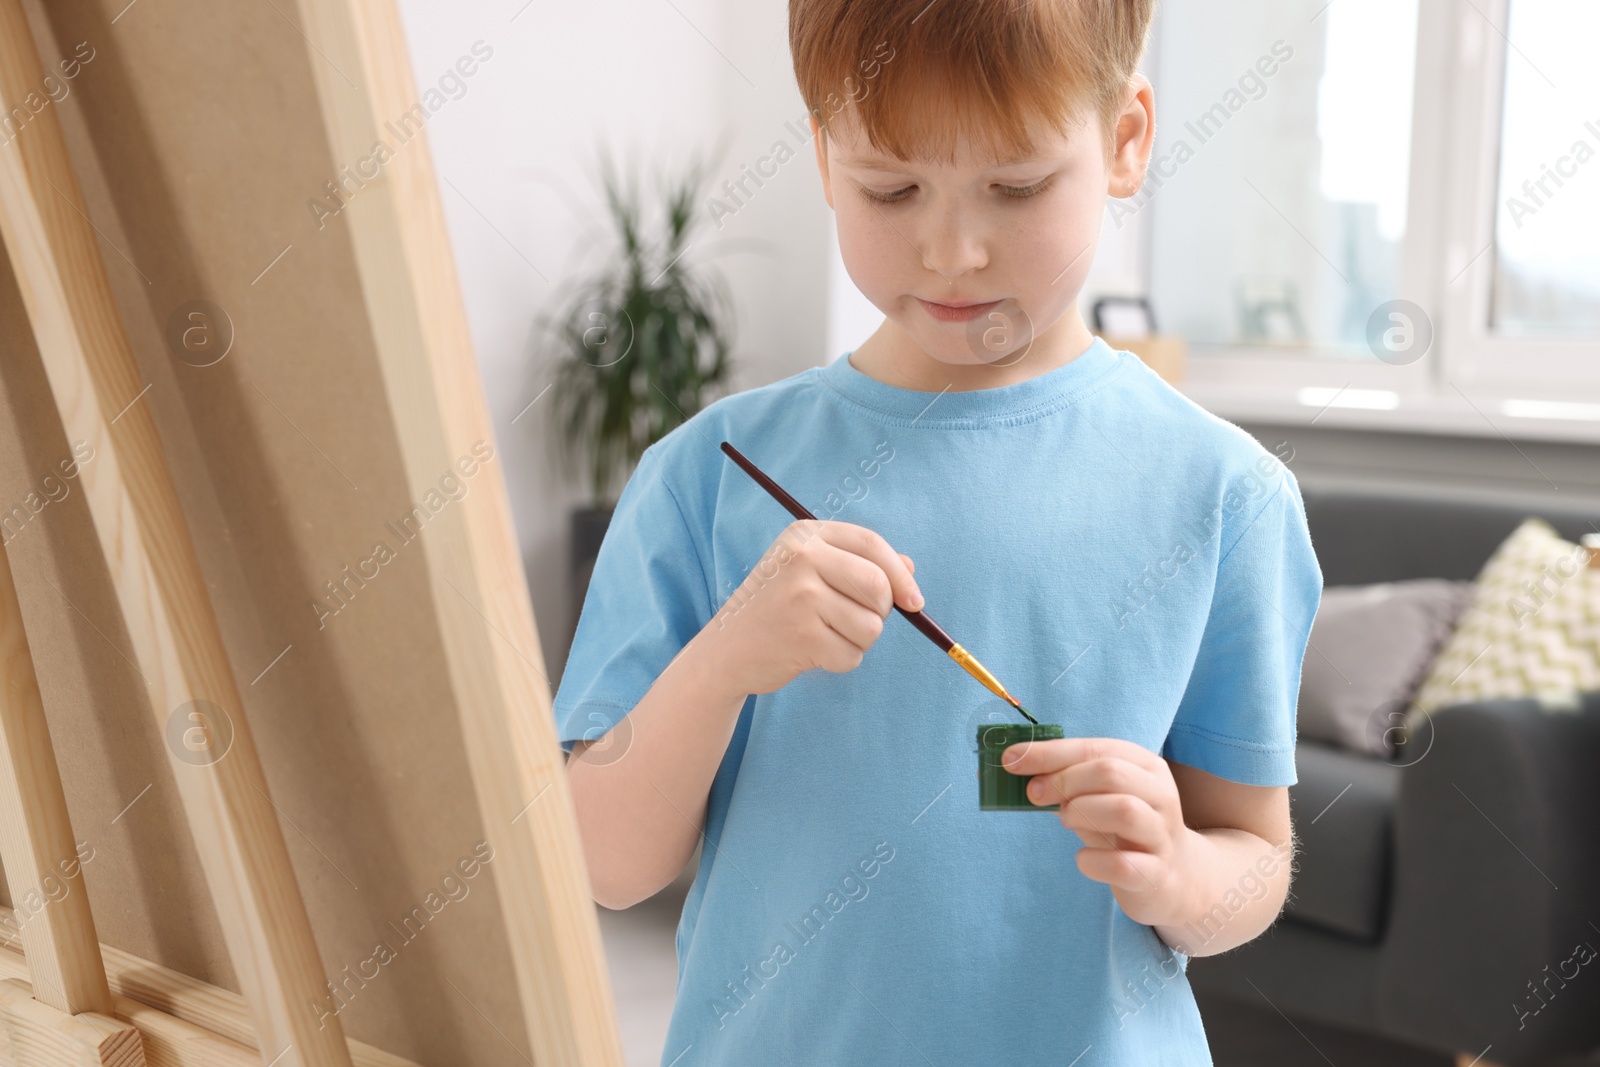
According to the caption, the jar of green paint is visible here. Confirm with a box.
[976,723,1064,812]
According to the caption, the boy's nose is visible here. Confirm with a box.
[919,219,988,279]
[920,243,987,280]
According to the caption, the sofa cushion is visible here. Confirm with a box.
[1412,518,1600,716]
[1284,741,1400,942]
[1297,579,1475,756]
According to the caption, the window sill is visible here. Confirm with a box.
[1174,351,1600,447]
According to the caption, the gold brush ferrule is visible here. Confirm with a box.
[947,643,1012,704]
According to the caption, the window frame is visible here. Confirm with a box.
[1132,0,1600,442]
[1437,0,1599,392]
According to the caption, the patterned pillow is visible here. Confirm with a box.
[1409,518,1600,717]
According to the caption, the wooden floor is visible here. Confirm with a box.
[597,863,696,1066]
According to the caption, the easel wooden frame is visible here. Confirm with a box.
[0,0,624,1062]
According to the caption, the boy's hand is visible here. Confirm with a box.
[1000,738,1201,928]
[702,520,923,697]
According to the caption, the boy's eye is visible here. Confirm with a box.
[999,176,1055,199]
[860,185,915,204]
[857,177,1055,205]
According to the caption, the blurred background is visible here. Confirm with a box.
[391,0,1600,1063]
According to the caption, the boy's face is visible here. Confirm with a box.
[812,80,1152,373]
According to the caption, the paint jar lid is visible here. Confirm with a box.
[975,723,1063,750]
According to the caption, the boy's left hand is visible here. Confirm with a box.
[1001,737,1200,928]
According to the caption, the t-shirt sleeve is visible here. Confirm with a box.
[551,448,715,754]
[1161,471,1322,787]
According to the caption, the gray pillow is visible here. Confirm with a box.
[1296,579,1476,757]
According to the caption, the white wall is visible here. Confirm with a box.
[392,0,835,684]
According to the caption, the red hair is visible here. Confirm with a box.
[789,0,1157,166]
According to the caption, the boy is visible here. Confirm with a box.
[558,0,1321,1062]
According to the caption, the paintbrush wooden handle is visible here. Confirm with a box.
[721,441,956,652]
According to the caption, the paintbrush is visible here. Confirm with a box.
[719,441,1038,725]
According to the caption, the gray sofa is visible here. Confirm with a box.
[1188,486,1600,1066]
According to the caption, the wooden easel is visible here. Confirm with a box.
[0,0,623,1063]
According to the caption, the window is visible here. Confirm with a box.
[1488,0,1600,337]
[1125,0,1600,435]
[1145,0,1419,357]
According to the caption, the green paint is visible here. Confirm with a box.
[976,723,1064,812]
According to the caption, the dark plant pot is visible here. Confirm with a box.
[570,505,615,633]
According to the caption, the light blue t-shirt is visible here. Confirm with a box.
[553,337,1322,1066]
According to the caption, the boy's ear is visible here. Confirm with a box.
[1108,74,1156,199]
[810,115,834,210]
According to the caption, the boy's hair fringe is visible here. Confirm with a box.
[789,0,1157,166]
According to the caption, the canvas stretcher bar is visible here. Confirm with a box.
[0,1,354,1063]
[287,0,626,1061]
[0,909,424,1067]
[0,537,113,1019]
[0,540,149,1065]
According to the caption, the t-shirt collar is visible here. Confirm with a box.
[816,335,1120,426]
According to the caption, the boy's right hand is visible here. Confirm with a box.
[703,520,924,696]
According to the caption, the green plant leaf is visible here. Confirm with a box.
[537,144,737,508]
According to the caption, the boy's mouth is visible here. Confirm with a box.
[918,297,1002,323]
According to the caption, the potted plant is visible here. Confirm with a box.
[540,146,736,628]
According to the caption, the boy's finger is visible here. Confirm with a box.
[1050,790,1163,852]
[815,582,888,653]
[899,552,915,575]
[1002,735,1162,776]
[1076,847,1163,895]
[1037,757,1166,813]
[995,737,1072,775]
[818,522,924,611]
